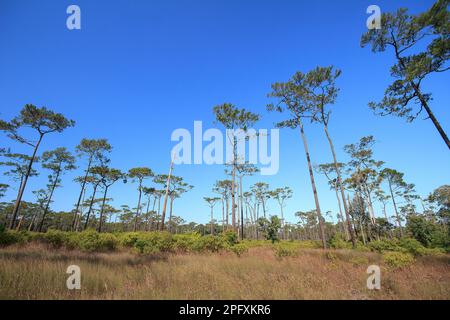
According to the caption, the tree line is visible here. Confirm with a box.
[0,1,448,250]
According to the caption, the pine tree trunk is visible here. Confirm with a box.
[98,186,109,232]
[38,167,61,232]
[388,178,403,237]
[323,125,356,247]
[160,158,174,231]
[299,120,327,249]
[72,157,93,230]
[10,133,43,229]
[134,184,143,232]
[210,205,214,235]
[84,183,98,230]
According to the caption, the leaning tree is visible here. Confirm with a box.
[38,147,76,232]
[361,1,450,149]
[267,77,327,249]
[0,104,74,229]
[72,138,111,230]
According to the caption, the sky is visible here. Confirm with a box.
[0,0,449,225]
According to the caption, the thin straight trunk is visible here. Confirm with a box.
[160,158,174,231]
[210,205,214,235]
[262,199,267,218]
[387,178,403,237]
[221,197,225,233]
[231,167,236,232]
[133,184,143,232]
[324,125,356,247]
[334,187,349,240]
[225,197,229,229]
[84,183,99,230]
[75,188,86,231]
[98,186,109,232]
[168,196,174,233]
[28,213,37,232]
[239,176,244,240]
[10,133,43,229]
[72,156,93,230]
[299,120,327,249]
[38,167,61,232]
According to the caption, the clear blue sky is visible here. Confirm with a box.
[0,0,449,224]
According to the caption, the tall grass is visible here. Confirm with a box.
[0,244,448,299]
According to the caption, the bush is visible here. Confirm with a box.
[274,243,299,258]
[0,230,29,246]
[368,239,402,253]
[117,232,141,247]
[229,243,248,257]
[42,229,71,248]
[398,238,427,256]
[77,230,118,252]
[192,235,228,252]
[173,233,202,252]
[220,231,238,246]
[329,233,352,249]
[133,232,173,254]
[382,251,415,269]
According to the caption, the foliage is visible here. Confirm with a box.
[220,231,238,246]
[328,233,353,249]
[274,243,299,258]
[229,243,249,257]
[258,216,281,243]
[133,231,172,254]
[172,233,202,252]
[0,230,29,246]
[382,251,415,269]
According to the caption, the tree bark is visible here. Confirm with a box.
[210,205,214,235]
[387,177,403,237]
[160,158,174,231]
[392,41,450,150]
[98,186,109,232]
[72,156,93,230]
[84,183,99,230]
[133,183,143,232]
[38,166,61,232]
[323,125,356,247]
[168,195,174,233]
[9,133,43,229]
[299,120,327,249]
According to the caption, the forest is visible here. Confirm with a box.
[0,1,449,300]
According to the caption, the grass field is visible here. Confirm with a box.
[0,243,449,300]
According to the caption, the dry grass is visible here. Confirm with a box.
[0,243,449,300]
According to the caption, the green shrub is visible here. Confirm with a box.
[193,235,227,252]
[382,251,415,269]
[329,233,352,249]
[274,243,298,258]
[368,238,402,253]
[229,243,248,257]
[398,238,427,256]
[220,231,238,246]
[77,230,118,252]
[43,229,70,248]
[0,230,29,246]
[117,232,141,247]
[173,233,202,252]
[133,232,173,254]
